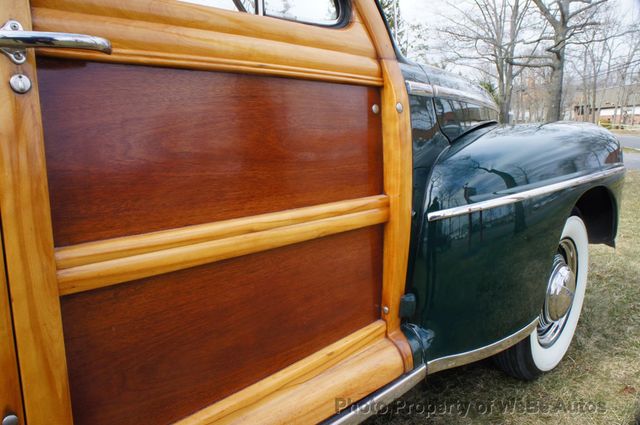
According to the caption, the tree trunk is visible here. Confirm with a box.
[590,75,598,123]
[502,62,514,123]
[500,83,513,124]
[545,49,564,122]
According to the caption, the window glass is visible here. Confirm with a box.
[435,99,462,140]
[464,103,483,124]
[435,98,498,141]
[264,0,339,24]
[179,0,255,13]
[450,100,466,124]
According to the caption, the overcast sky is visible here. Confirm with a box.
[400,0,640,25]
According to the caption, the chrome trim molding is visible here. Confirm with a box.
[427,319,539,374]
[323,319,538,424]
[427,164,625,222]
[433,85,499,111]
[406,80,498,112]
[323,364,427,425]
[406,80,434,97]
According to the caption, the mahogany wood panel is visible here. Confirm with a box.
[179,321,388,424]
[60,227,383,425]
[211,337,404,424]
[37,58,383,247]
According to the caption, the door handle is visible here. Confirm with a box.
[0,19,111,64]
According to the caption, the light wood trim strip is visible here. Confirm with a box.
[218,339,403,425]
[388,329,415,372]
[30,6,383,86]
[58,207,389,296]
[36,48,383,87]
[0,2,73,423]
[176,321,387,424]
[0,230,24,423]
[55,195,388,270]
[32,0,377,58]
[176,321,404,425]
[354,0,414,372]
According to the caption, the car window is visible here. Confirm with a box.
[436,98,498,141]
[179,0,341,25]
[264,0,339,24]
[180,0,256,13]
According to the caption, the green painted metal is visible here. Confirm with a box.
[400,62,625,363]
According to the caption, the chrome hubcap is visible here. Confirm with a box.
[538,239,577,347]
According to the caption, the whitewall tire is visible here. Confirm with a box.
[494,215,589,380]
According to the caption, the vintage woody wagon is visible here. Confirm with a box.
[0,0,625,424]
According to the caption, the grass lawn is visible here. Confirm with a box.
[367,170,640,425]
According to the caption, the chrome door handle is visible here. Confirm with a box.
[0,19,111,64]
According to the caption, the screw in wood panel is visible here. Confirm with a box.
[9,74,32,94]
[2,414,19,425]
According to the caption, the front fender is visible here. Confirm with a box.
[407,122,623,361]
[425,122,621,215]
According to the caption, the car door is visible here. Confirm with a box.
[0,1,413,424]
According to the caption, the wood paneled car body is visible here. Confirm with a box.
[0,0,624,424]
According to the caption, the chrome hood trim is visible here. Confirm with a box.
[427,164,625,222]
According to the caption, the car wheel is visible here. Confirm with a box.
[494,215,589,380]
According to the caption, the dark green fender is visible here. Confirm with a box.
[407,119,622,360]
[403,103,624,362]
[365,0,628,384]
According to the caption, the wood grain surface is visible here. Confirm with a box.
[60,227,383,425]
[353,0,414,371]
[177,321,388,424]
[204,336,404,424]
[0,232,24,422]
[57,207,388,295]
[38,58,384,247]
[30,0,383,85]
[0,2,73,424]
[0,1,416,424]
[55,195,388,269]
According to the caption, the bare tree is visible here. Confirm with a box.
[381,0,635,127]
[565,6,640,124]
[523,0,610,122]
[512,66,552,122]
[611,40,640,126]
[567,8,618,122]
[380,0,410,55]
[436,0,538,122]
[380,0,434,64]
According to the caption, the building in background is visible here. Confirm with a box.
[571,83,640,128]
